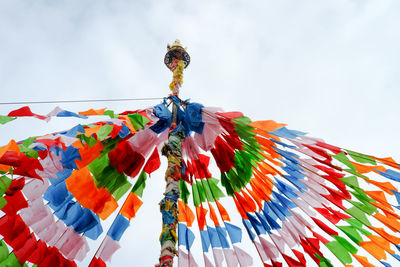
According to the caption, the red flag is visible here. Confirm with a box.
[8,106,46,120]
[311,217,338,236]
[2,191,28,214]
[144,148,161,175]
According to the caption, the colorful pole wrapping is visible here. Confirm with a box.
[158,58,185,267]
[158,127,184,266]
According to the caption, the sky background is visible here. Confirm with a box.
[1,0,400,266]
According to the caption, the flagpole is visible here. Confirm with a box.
[157,40,190,267]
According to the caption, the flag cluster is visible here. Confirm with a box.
[1,99,400,266]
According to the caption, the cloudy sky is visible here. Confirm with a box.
[1,0,400,266]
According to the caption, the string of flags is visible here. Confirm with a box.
[1,99,400,267]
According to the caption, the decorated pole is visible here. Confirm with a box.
[157,40,190,267]
[3,40,400,267]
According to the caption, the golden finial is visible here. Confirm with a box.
[164,39,190,71]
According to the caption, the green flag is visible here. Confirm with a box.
[0,176,12,196]
[179,179,190,204]
[0,240,9,262]
[191,183,201,207]
[337,225,363,244]
[346,150,376,165]
[128,113,150,130]
[345,218,371,236]
[339,176,359,188]
[332,235,357,254]
[97,125,113,140]
[201,179,214,202]
[221,172,235,196]
[332,152,356,170]
[325,240,353,264]
[131,171,147,197]
[112,181,132,201]
[0,116,16,125]
[207,178,225,200]
[104,110,116,118]
[345,207,371,226]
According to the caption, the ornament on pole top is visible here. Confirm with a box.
[164,39,190,71]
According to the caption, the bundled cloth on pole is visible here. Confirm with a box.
[1,101,400,267]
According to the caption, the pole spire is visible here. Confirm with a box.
[157,40,190,267]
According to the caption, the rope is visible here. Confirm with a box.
[0,97,163,105]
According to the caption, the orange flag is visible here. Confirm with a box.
[366,180,396,195]
[208,203,220,226]
[75,142,104,169]
[178,201,187,223]
[178,200,195,227]
[84,125,102,137]
[350,161,386,174]
[369,226,400,244]
[121,192,143,220]
[215,200,230,221]
[373,156,400,170]
[65,167,118,220]
[0,140,20,159]
[196,206,208,231]
[374,213,400,232]
[233,197,247,219]
[249,120,287,132]
[353,254,375,267]
[79,108,106,116]
[368,235,394,254]
[359,241,387,261]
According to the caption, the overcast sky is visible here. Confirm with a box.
[1,0,400,266]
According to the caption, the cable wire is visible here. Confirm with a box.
[0,97,163,105]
